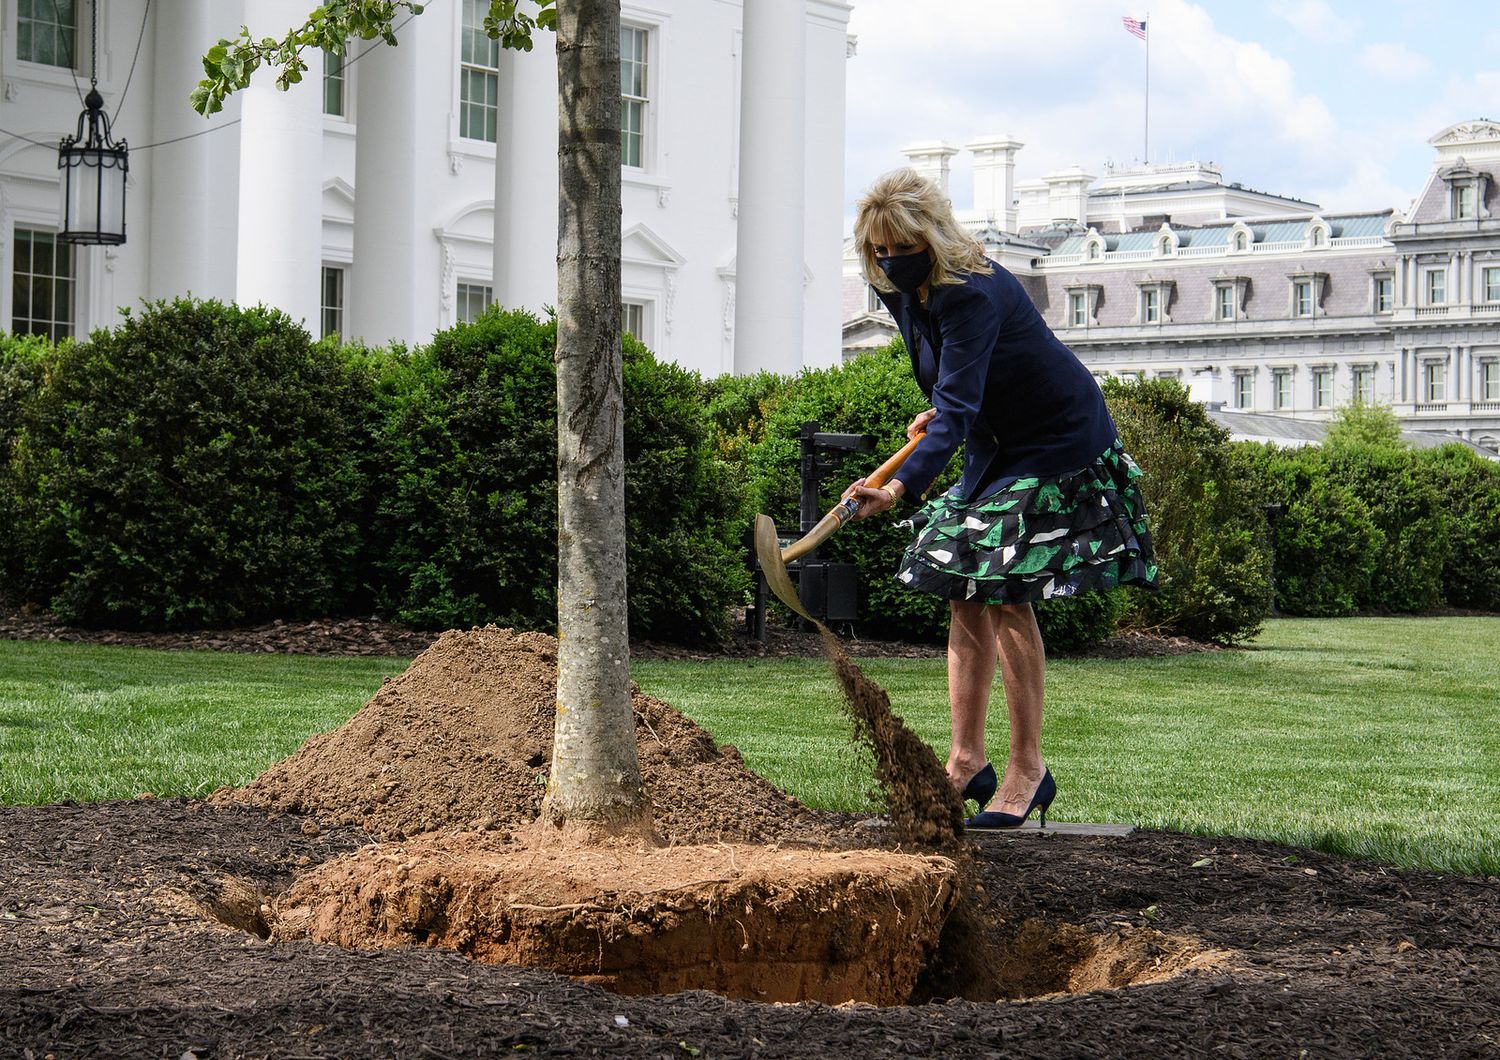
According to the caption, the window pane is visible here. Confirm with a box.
[1485,269,1500,302]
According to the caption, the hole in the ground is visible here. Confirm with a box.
[193,875,272,940]
[189,835,1229,1006]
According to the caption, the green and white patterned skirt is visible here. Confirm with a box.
[897,440,1159,605]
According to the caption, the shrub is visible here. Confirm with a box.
[0,333,55,597]
[1101,378,1270,644]
[1416,444,1500,611]
[4,299,375,628]
[1321,442,1447,612]
[1238,443,1382,617]
[369,309,747,643]
[736,342,1125,651]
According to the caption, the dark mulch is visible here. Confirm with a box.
[3,798,1498,1058]
[0,604,1216,661]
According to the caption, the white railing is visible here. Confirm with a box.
[1415,403,1449,412]
[1473,401,1500,412]
[1174,245,1223,257]
[1330,236,1387,247]
[1472,303,1500,314]
[1415,306,1450,317]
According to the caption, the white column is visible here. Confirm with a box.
[734,0,806,375]
[147,0,242,302]
[347,22,424,344]
[968,137,1023,231]
[235,0,323,330]
[493,43,560,314]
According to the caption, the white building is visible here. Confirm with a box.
[844,123,1500,453]
[1,0,852,378]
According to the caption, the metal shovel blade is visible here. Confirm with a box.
[754,513,811,620]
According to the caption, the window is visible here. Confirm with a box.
[1069,291,1087,327]
[1159,237,1172,255]
[620,25,649,169]
[1141,288,1160,323]
[321,266,345,340]
[324,48,346,117]
[1234,373,1253,410]
[1312,368,1332,409]
[1216,285,1235,321]
[1272,369,1292,410]
[1455,184,1475,220]
[1423,361,1446,403]
[460,0,501,142]
[622,301,646,341]
[456,282,494,323]
[1374,275,1394,313]
[1484,267,1500,303]
[1352,366,1375,405]
[1426,269,1446,305]
[11,229,75,341]
[18,0,76,67]
[866,285,882,313]
[1292,279,1313,317]
[1481,361,1499,402]
[1234,231,1249,252]
[1310,227,1326,247]
[1087,241,1101,261]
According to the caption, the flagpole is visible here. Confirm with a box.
[1144,11,1150,164]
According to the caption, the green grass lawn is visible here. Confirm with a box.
[0,642,404,802]
[2,618,1497,874]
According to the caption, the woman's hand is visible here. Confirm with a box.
[908,408,937,440]
[842,477,905,521]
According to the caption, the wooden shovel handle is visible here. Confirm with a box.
[865,432,924,491]
[779,433,926,565]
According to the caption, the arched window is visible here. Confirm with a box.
[1087,241,1101,260]
[1160,237,1172,255]
[1234,231,1248,252]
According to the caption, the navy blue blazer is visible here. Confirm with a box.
[879,260,1117,502]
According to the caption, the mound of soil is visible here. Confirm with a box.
[217,626,832,846]
[271,831,959,1004]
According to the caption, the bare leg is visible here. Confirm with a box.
[946,599,997,790]
[987,603,1047,814]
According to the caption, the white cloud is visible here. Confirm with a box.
[1268,0,1355,39]
[1358,42,1431,79]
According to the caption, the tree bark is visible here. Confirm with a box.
[542,0,652,840]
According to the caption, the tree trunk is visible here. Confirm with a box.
[542,0,652,840]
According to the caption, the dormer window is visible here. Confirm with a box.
[1087,241,1101,261]
[1234,231,1249,252]
[1212,276,1250,321]
[1159,237,1172,255]
[1063,282,1103,328]
[1288,271,1328,318]
[1311,227,1326,246]
[1455,184,1476,219]
[1135,278,1175,324]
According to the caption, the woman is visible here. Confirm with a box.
[844,168,1158,829]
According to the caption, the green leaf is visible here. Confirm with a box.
[1190,857,1213,868]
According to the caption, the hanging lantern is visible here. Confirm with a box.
[57,1,128,245]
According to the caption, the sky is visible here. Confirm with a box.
[842,0,1500,224]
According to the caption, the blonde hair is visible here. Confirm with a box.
[855,168,992,293]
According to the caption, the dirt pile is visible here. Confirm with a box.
[271,831,959,1005]
[218,626,828,845]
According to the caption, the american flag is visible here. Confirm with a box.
[1123,16,1147,41]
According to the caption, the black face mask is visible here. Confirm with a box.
[877,249,933,294]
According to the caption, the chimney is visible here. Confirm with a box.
[900,141,959,196]
[1043,166,1097,225]
[967,136,1023,232]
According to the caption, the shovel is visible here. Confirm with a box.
[754,434,924,620]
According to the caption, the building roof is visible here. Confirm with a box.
[1208,409,1499,458]
[1047,211,1395,256]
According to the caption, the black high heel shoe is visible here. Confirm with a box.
[966,768,1055,830]
[960,762,997,808]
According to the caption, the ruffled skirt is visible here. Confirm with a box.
[896,440,1159,604]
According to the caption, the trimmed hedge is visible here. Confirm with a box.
[1420,444,1500,612]
[3,300,375,628]
[365,308,747,643]
[1239,443,1382,617]
[1101,378,1270,644]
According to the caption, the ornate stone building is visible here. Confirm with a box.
[844,120,1500,453]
